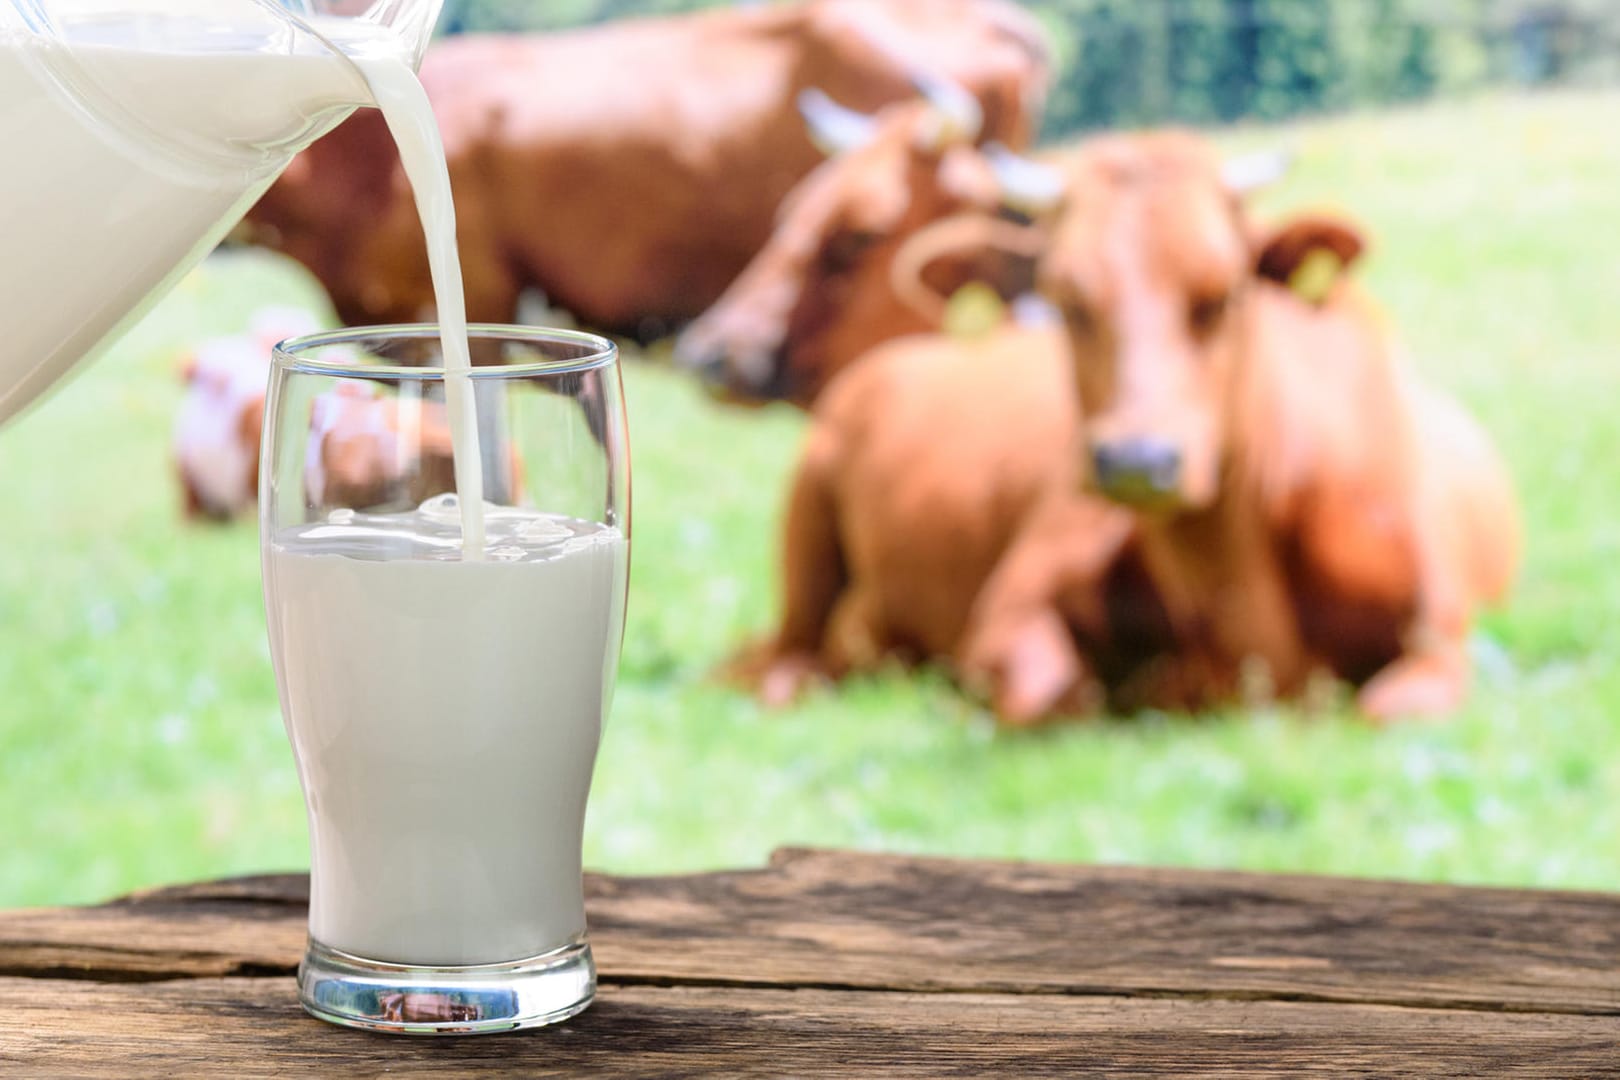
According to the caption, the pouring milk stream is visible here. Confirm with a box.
[359,55,486,555]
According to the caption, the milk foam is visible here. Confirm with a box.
[266,503,628,966]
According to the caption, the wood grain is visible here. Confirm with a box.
[3,977,1618,1078]
[3,849,1617,1015]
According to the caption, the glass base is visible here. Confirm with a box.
[297,935,596,1035]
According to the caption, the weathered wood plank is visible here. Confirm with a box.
[3,849,1617,1015]
[2,977,1617,1078]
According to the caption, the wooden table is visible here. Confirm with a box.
[1,849,1616,1076]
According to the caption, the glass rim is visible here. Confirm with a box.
[272,324,619,380]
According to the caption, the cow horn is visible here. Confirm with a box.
[798,88,880,156]
[889,211,1049,324]
[1222,148,1295,195]
[910,72,984,145]
[981,0,1055,70]
[986,142,1064,213]
[978,0,1056,122]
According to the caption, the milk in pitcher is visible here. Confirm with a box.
[0,6,404,421]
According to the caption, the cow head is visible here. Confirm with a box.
[675,86,1016,405]
[992,134,1361,513]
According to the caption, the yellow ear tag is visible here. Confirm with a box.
[1288,247,1343,306]
[944,281,1007,340]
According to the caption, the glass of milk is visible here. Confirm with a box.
[260,325,629,1035]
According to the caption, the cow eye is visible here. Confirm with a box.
[1063,301,1097,341]
[823,229,880,269]
[1189,291,1231,336]
[845,229,883,254]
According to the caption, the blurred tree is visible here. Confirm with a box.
[1166,0,1247,125]
[442,0,720,32]
[1250,0,1330,120]
[434,0,1618,135]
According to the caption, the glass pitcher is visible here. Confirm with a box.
[0,0,443,424]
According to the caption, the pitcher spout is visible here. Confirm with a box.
[269,0,444,72]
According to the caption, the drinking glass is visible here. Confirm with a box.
[260,325,629,1034]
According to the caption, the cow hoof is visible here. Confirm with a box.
[716,641,828,708]
[1358,661,1466,722]
[759,654,827,709]
[994,675,1105,729]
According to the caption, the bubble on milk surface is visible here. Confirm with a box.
[416,492,463,527]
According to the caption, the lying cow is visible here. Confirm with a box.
[304,384,457,511]
[674,94,1051,406]
[726,168,1083,699]
[174,307,321,520]
[959,134,1520,722]
[747,134,1518,723]
[736,323,1076,705]
[240,0,1051,338]
[305,385,528,513]
[173,307,474,519]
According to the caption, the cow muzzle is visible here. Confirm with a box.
[1090,437,1184,507]
[672,333,731,388]
[673,328,788,404]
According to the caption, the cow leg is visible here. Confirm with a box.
[735,430,848,707]
[823,584,891,678]
[1358,536,1477,721]
[1357,384,1520,723]
[1357,404,1500,723]
[959,496,1130,725]
[1357,504,1475,722]
[179,472,207,521]
[970,607,1102,726]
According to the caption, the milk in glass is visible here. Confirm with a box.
[265,502,627,966]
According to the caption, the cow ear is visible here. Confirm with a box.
[1254,214,1367,305]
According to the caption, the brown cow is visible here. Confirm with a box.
[304,385,460,512]
[240,0,1050,339]
[171,308,465,520]
[737,322,1079,705]
[957,133,1520,722]
[303,385,529,513]
[673,99,1049,406]
[746,133,1518,723]
[174,307,322,520]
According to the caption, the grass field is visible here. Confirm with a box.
[3,91,1618,908]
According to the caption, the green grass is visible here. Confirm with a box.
[3,90,1618,907]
